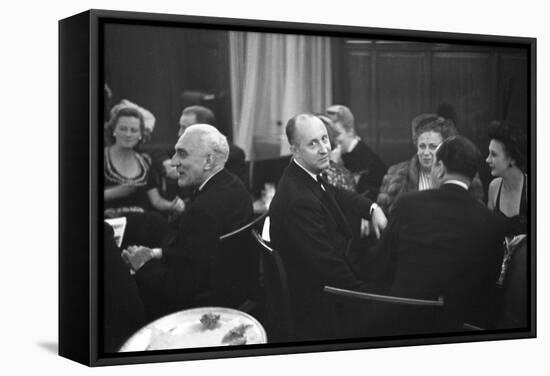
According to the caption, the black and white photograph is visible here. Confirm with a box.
[4,0,548,375]
[58,8,536,364]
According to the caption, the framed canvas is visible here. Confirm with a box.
[59,8,536,366]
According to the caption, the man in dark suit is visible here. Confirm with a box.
[123,124,253,320]
[269,113,388,341]
[371,135,507,335]
[326,104,386,200]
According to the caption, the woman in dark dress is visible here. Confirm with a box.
[486,121,527,236]
[485,121,528,328]
[104,106,182,247]
[486,121,528,286]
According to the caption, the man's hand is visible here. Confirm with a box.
[360,218,371,238]
[171,197,186,213]
[330,145,343,164]
[121,245,155,273]
[163,159,179,180]
[371,206,388,239]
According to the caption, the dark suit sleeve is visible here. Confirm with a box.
[366,198,404,287]
[286,199,365,290]
[332,185,374,219]
[134,207,219,318]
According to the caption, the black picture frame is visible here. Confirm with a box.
[59,8,536,367]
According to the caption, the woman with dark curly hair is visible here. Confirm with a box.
[486,121,527,235]
[485,122,528,325]
[377,113,484,214]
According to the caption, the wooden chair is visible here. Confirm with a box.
[213,212,268,312]
[324,286,444,306]
[251,228,294,342]
[323,285,449,337]
[219,211,268,241]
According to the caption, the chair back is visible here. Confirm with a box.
[323,285,449,337]
[213,212,268,311]
[251,228,294,342]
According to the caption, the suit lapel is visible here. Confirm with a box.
[322,179,353,238]
[288,161,352,238]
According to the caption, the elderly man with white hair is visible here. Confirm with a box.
[123,124,253,320]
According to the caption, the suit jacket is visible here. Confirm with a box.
[269,160,375,340]
[372,183,507,333]
[341,139,387,200]
[134,169,253,320]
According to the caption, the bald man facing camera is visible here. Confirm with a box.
[269,113,387,341]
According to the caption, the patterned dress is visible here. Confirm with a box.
[103,147,156,218]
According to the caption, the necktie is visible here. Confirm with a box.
[316,173,353,255]
[316,174,327,191]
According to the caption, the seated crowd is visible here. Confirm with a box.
[103,101,528,351]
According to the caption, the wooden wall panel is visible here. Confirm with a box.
[335,41,528,196]
[431,51,494,144]
[376,50,429,165]
[347,47,373,137]
[499,53,528,129]
[104,24,233,146]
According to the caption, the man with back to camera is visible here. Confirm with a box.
[368,135,508,335]
[268,113,388,341]
[326,104,387,200]
[123,124,253,320]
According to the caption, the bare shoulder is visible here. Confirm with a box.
[487,177,502,209]
[488,178,502,193]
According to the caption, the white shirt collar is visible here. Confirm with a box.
[293,159,320,182]
[198,168,223,192]
[347,137,360,153]
[443,180,469,190]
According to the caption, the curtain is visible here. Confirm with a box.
[229,32,332,160]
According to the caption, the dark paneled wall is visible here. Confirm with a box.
[104,27,528,192]
[104,23,233,146]
[333,40,528,190]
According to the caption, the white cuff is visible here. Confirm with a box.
[369,203,380,216]
[151,248,163,259]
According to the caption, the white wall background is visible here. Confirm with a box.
[1,0,546,374]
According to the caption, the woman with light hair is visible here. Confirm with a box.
[104,105,184,247]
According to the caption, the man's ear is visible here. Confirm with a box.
[289,143,296,155]
[437,160,446,180]
[203,153,215,171]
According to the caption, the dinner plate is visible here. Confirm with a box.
[119,306,267,351]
